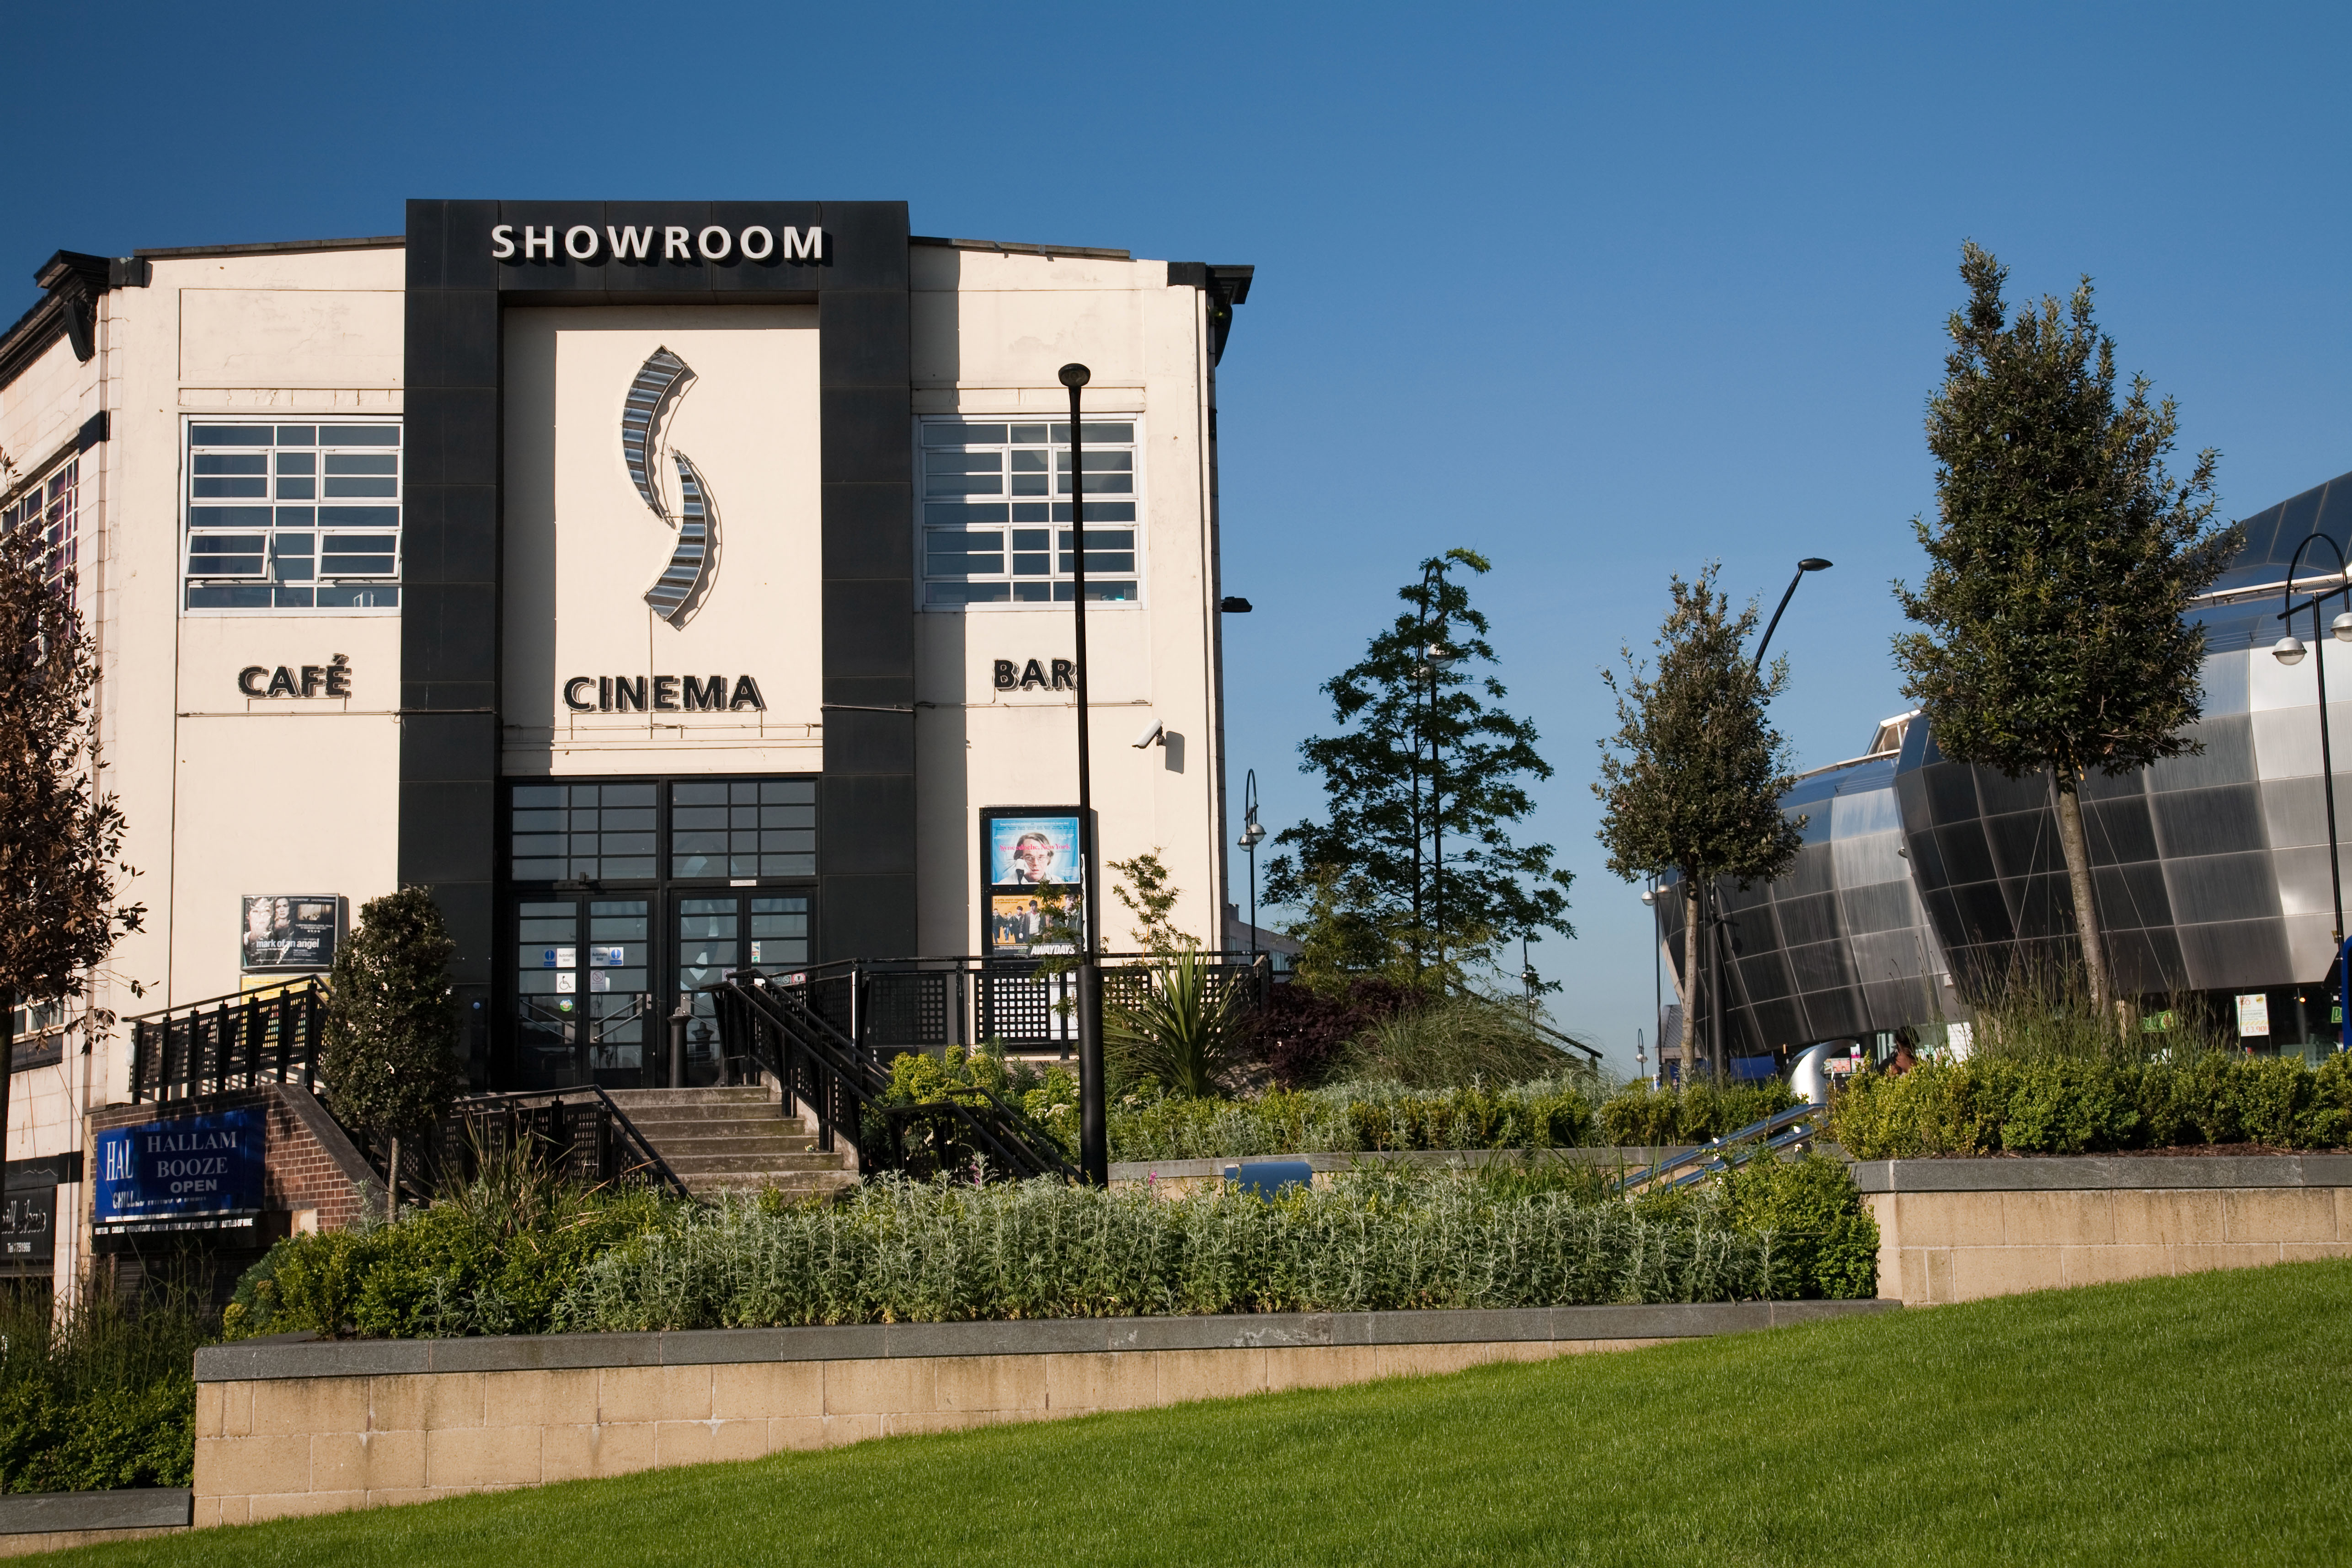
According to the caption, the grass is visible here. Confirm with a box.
[53,1260,2352,1566]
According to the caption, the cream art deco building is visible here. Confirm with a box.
[0,204,1254,1288]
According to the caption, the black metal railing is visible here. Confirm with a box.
[127,980,328,1103]
[378,1086,691,1207]
[781,951,1274,1059]
[711,969,1087,1183]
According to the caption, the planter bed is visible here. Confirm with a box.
[191,1300,1894,1525]
[1106,1145,1695,1191]
[1857,1153,2352,1304]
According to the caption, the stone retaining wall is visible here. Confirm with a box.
[192,1300,1891,1525]
[1856,1154,2352,1305]
[0,1487,190,1558]
[1106,1146,1692,1194]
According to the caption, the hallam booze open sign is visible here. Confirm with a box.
[93,1110,265,1228]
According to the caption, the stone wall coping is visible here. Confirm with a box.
[194,1299,1894,1382]
[1854,1154,2352,1193]
[0,1488,191,1535]
[1106,1147,1695,1182]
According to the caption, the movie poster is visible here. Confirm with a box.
[241,896,340,971]
[981,810,1086,955]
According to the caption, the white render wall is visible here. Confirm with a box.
[909,245,1227,957]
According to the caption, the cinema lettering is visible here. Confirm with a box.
[562,674,767,713]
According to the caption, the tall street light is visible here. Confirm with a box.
[1755,557,1834,670]
[2271,533,2352,1044]
[1414,561,1460,983]
[1060,362,1108,1186]
[1239,769,1266,964]
[1424,636,1461,981]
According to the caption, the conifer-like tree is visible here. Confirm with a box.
[1267,549,1573,989]
[0,481,143,1222]
[1595,565,1804,1080]
[1894,243,2235,1016]
[320,886,461,1214]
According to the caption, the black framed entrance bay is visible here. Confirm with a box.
[401,198,916,1090]
[501,774,818,1090]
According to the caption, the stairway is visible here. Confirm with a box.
[604,1086,860,1200]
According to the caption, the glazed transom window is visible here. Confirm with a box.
[918,419,1140,608]
[183,420,401,611]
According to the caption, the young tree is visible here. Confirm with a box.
[1266,548,1573,990]
[1595,565,1804,1081]
[320,886,462,1215]
[0,483,143,1225]
[1894,243,2234,1017]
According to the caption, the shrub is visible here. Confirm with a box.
[226,1152,683,1340]
[1718,1152,1880,1300]
[1832,1054,2352,1159]
[1245,978,1417,1089]
[0,1281,209,1492]
[1108,1077,1597,1161]
[557,1168,1777,1330]
[1598,1080,1799,1147]
[1337,995,1596,1090]
[1106,948,1248,1097]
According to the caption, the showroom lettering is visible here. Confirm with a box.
[492,224,823,263]
[564,675,767,713]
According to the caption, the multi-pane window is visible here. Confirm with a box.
[918,419,1140,608]
[1,457,77,597]
[511,783,658,882]
[508,777,818,885]
[671,779,815,878]
[183,421,400,610]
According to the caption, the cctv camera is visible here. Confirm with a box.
[1132,719,1165,749]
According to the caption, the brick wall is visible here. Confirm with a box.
[87,1083,383,1242]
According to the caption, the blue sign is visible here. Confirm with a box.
[94,1110,265,1225]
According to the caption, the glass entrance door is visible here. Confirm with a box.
[673,892,812,1084]
[513,897,655,1088]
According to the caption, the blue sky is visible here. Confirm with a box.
[8,2,2347,1073]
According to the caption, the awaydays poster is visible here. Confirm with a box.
[988,815,1080,887]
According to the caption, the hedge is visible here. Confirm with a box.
[1830,1053,2352,1159]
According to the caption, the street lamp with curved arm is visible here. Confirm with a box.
[1239,769,1267,965]
[1754,558,1833,671]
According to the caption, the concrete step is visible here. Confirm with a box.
[637,1132,818,1156]
[662,1151,852,1175]
[606,1088,776,1109]
[620,1114,810,1136]
[687,1171,859,1198]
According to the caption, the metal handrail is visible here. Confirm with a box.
[1610,1101,1827,1194]
[714,972,1078,1182]
[426,1084,692,1202]
[125,979,327,1103]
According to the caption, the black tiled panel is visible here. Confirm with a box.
[2144,713,2254,793]
[401,712,500,782]
[821,385,915,478]
[823,484,915,578]
[1985,809,2062,879]
[398,781,498,880]
[1922,764,1982,825]
[1786,939,1854,995]
[2178,919,2292,988]
[2007,872,2075,940]
[824,675,919,711]
[2161,851,2278,925]
[403,583,500,685]
[820,875,919,963]
[821,711,917,775]
[1974,768,2049,817]
[820,291,914,385]
[818,202,912,292]
[406,290,500,388]
[1949,881,2016,945]
[1838,882,1914,936]
[1774,891,1839,948]
[819,774,917,876]
[1735,949,1793,1005]
[823,579,916,682]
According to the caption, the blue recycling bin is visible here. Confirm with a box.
[1225,1160,1314,1198]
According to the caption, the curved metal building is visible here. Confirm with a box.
[1661,469,2352,1069]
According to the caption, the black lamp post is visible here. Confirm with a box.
[1754,558,1833,671]
[1060,363,1108,1186]
[1239,769,1266,964]
[1414,562,1461,982]
[2271,535,2352,1044]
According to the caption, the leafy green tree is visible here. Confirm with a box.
[1595,565,1804,1080]
[1267,549,1573,990]
[1893,243,2234,1017]
[0,492,142,1224]
[1108,851,1189,953]
[320,887,461,1215]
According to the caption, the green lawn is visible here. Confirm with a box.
[56,1261,2352,1566]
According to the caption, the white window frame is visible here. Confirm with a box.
[180,416,402,616]
[913,414,1148,612]
[0,452,80,603]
